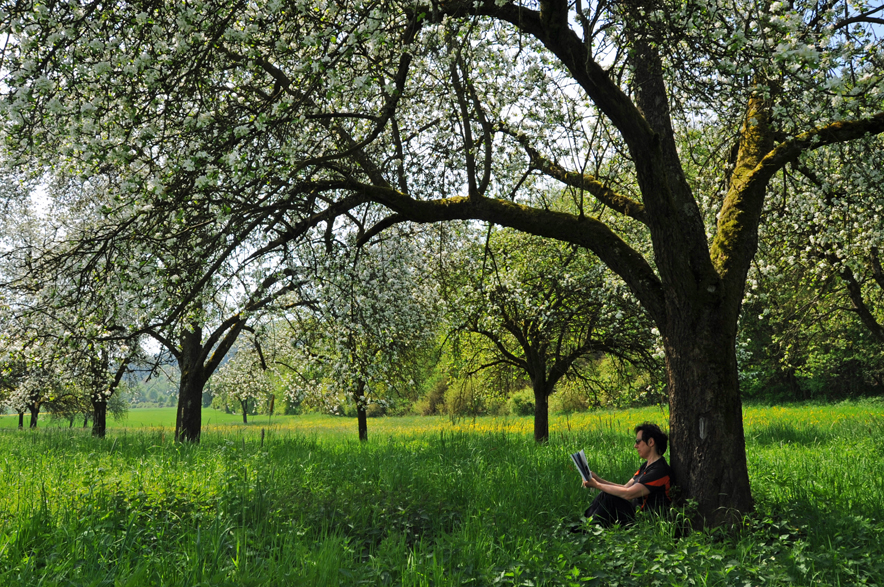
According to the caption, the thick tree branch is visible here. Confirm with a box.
[710,90,776,293]
[448,55,480,198]
[336,181,666,323]
[629,34,718,295]
[356,214,405,246]
[142,327,181,361]
[712,106,884,298]
[462,59,495,196]
[471,326,530,372]
[832,4,884,29]
[746,111,884,191]
[246,192,369,262]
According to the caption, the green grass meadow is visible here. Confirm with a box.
[0,407,252,430]
[1,402,883,586]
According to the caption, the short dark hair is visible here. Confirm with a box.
[635,422,668,456]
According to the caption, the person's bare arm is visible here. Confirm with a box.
[588,473,635,489]
[583,476,647,500]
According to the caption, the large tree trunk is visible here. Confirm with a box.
[628,33,758,527]
[241,399,248,424]
[91,398,107,438]
[664,302,754,527]
[175,328,209,443]
[18,411,24,429]
[29,404,39,428]
[354,379,368,442]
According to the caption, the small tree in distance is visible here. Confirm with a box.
[444,226,661,440]
[210,337,277,424]
[284,228,440,441]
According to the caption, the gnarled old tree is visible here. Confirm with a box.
[336,0,884,526]
[3,0,883,525]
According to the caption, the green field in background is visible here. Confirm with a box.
[2,400,878,441]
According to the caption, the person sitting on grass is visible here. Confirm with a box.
[581,422,672,527]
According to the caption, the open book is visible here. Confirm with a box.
[570,450,592,483]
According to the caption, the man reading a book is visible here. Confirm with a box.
[581,422,672,527]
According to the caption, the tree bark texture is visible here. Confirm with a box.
[532,388,550,443]
[176,370,208,442]
[18,412,24,429]
[170,318,246,442]
[527,356,559,443]
[29,405,39,428]
[175,328,209,443]
[241,399,249,424]
[662,302,753,525]
[91,397,107,438]
[355,379,368,442]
